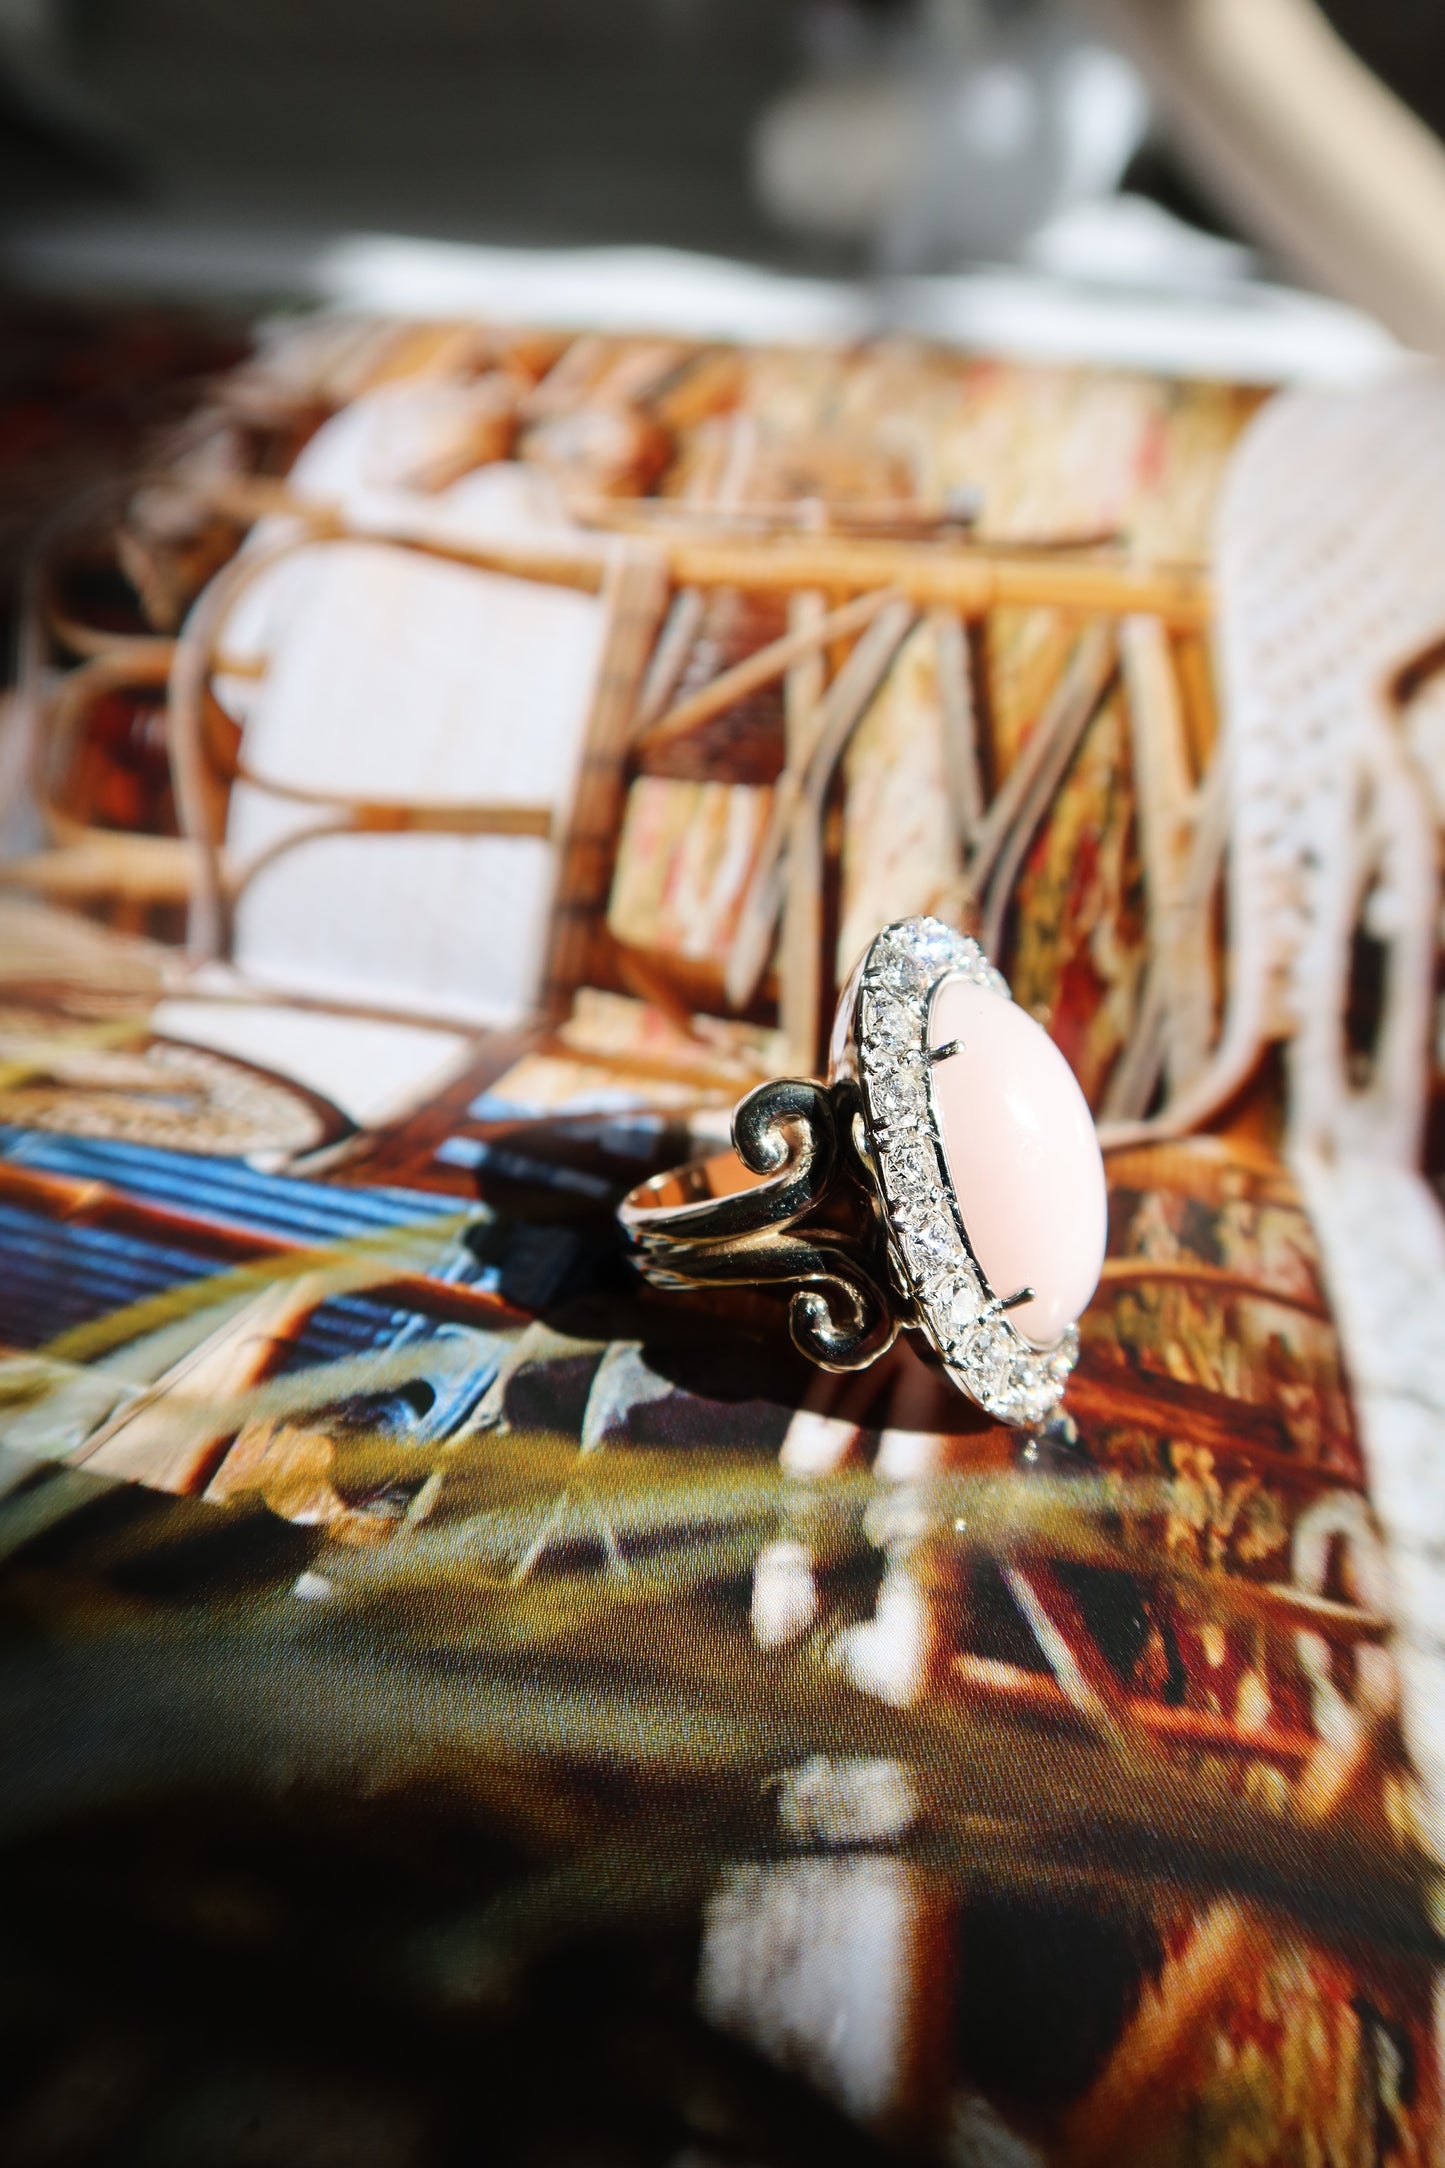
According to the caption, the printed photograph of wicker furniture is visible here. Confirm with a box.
[2,4,1445,2161]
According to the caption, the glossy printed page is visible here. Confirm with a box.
[0,301,1438,2167]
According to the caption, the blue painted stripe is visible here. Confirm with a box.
[0,1203,218,1349]
[0,1200,438,1372]
[0,1129,467,1244]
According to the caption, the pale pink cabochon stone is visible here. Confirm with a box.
[928,976,1107,1350]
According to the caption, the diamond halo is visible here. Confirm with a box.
[846,916,1080,1425]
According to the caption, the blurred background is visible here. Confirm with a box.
[0,0,1443,337]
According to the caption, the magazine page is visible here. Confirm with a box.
[0,303,1438,2165]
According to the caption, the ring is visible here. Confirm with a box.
[618,916,1108,1424]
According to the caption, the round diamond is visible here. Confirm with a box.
[869,1064,925,1128]
[864,991,915,1054]
[1006,1353,1037,1399]
[960,1320,1008,1387]
[884,1138,936,1203]
[1021,1378,1059,1427]
[914,919,965,971]
[1015,1364,1060,1427]
[904,1211,959,1277]
[871,943,928,999]
[1044,1332,1079,1394]
[933,1270,981,1348]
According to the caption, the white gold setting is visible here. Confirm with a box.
[850,916,1081,1425]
